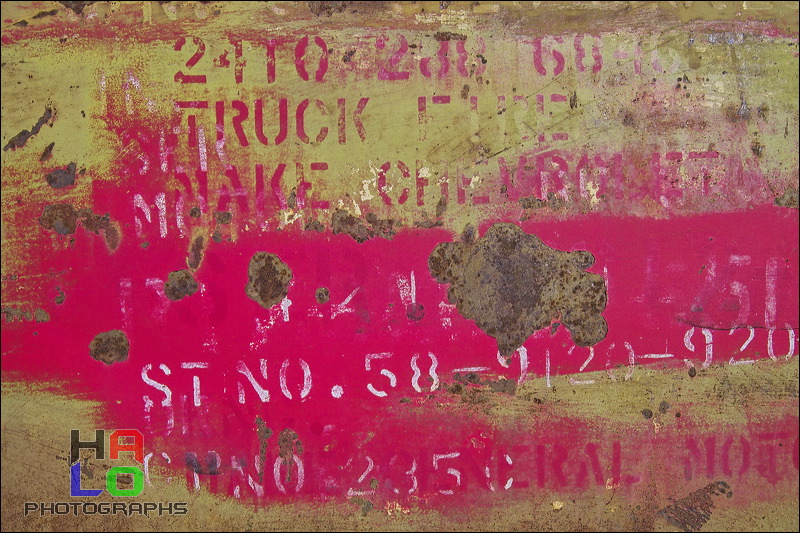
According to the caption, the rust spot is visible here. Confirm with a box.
[428,223,608,356]
[658,481,731,532]
[460,85,470,100]
[308,1,350,17]
[3,107,53,151]
[33,308,50,323]
[39,203,80,235]
[278,429,303,482]
[214,211,232,225]
[45,162,77,189]
[331,210,399,243]
[187,235,205,270]
[486,377,516,395]
[58,1,97,15]
[415,220,443,229]
[189,206,201,218]
[246,252,293,310]
[343,50,356,63]
[80,210,121,251]
[55,287,65,305]
[406,302,424,321]
[13,20,28,27]
[32,9,59,18]
[774,187,799,209]
[723,99,750,123]
[1,307,33,323]
[89,330,129,365]
[642,408,654,419]
[519,196,547,209]
[750,140,764,158]
[315,287,331,304]
[434,31,467,41]
[304,219,324,232]
[39,142,55,161]
[569,91,578,109]
[435,196,447,218]
[255,416,272,484]
[163,269,199,301]
[621,110,636,127]
[38,204,119,250]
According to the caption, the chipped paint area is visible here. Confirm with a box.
[1,1,798,531]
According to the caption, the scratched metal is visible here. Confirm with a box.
[1,2,798,531]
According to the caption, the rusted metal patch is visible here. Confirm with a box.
[1,1,798,531]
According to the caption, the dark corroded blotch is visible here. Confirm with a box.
[278,428,303,483]
[315,287,331,304]
[331,210,400,243]
[658,481,731,532]
[40,142,55,161]
[38,203,120,251]
[89,330,129,365]
[58,1,96,15]
[163,269,199,301]
[774,187,799,208]
[187,236,205,270]
[45,162,77,188]
[3,107,53,151]
[214,211,232,224]
[246,252,293,310]
[428,223,608,357]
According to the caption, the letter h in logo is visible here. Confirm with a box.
[70,429,144,497]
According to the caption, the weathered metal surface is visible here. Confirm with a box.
[1,1,798,531]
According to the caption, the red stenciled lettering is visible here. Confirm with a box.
[174,36,207,83]
[378,34,411,80]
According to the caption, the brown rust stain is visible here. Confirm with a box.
[434,31,467,41]
[45,162,77,189]
[32,9,59,19]
[33,308,50,322]
[57,1,96,15]
[39,141,55,161]
[3,107,53,151]
[39,203,80,235]
[428,223,608,356]
[277,428,303,483]
[307,1,349,17]
[10,307,47,323]
[88,329,129,365]
[245,252,293,310]
[774,187,799,208]
[658,481,732,532]
[304,219,324,232]
[307,1,385,17]
[214,211,232,225]
[80,210,121,251]
[163,269,198,301]
[255,416,273,485]
[38,203,120,251]
[186,235,205,270]
[315,287,331,304]
[331,209,400,243]
[55,286,65,305]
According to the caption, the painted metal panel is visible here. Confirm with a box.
[2,1,798,531]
